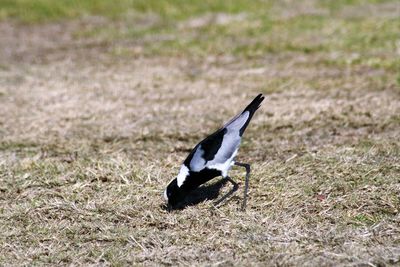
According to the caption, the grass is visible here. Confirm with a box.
[0,0,269,22]
[1,0,399,266]
[3,0,397,71]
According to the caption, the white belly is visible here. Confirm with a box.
[208,149,238,177]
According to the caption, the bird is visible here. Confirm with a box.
[164,93,264,211]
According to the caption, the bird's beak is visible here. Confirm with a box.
[167,203,173,212]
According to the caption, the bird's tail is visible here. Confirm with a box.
[238,93,265,135]
[243,93,264,115]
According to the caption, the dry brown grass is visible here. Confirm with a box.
[1,1,399,266]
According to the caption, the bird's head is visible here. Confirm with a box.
[164,178,186,208]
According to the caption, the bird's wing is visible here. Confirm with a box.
[187,111,249,172]
[205,111,249,167]
[186,94,264,173]
[188,145,206,172]
[187,129,225,172]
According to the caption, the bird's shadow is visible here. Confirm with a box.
[161,178,231,211]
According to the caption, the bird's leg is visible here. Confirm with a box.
[213,176,238,207]
[234,162,251,211]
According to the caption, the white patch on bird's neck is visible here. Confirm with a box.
[163,189,168,201]
[177,165,190,187]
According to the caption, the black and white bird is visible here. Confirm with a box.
[164,94,264,210]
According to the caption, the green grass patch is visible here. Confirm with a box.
[0,0,270,23]
[5,0,397,72]
[74,7,398,72]
[2,0,395,23]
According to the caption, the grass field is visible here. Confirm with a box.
[0,0,399,266]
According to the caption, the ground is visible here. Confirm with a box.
[0,0,399,266]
